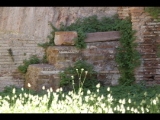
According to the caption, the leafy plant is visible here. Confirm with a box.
[8,48,14,62]
[145,7,160,20]
[38,15,140,86]
[1,84,160,113]
[115,17,141,85]
[59,60,98,91]
[18,55,40,74]
[38,22,57,49]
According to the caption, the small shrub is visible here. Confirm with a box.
[145,7,160,20]
[59,60,98,91]
[18,55,40,74]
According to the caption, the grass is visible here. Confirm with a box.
[0,82,160,113]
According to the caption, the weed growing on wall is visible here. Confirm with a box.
[145,7,160,21]
[7,48,14,62]
[37,15,140,85]
[38,22,56,49]
[18,55,40,74]
[114,17,141,85]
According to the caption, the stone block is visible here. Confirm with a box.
[84,31,120,43]
[46,46,81,70]
[24,64,60,92]
[54,31,77,45]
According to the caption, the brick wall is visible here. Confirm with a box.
[1,7,160,91]
[45,31,121,87]
[0,7,118,91]
[118,7,160,85]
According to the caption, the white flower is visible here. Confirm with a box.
[85,71,88,75]
[87,90,91,94]
[81,68,84,71]
[107,87,110,91]
[42,86,45,90]
[107,94,111,98]
[96,83,100,88]
[50,87,53,92]
[97,89,99,93]
[128,99,131,103]
[127,106,130,110]
[152,99,157,105]
[71,75,74,79]
[12,88,16,94]
[21,87,24,91]
[121,99,125,104]
[27,83,31,88]
[144,92,147,96]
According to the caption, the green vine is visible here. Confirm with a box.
[114,18,141,85]
[145,7,160,20]
[18,55,40,74]
[38,15,140,86]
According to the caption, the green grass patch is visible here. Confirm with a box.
[0,83,160,113]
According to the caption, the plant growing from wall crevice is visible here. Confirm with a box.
[8,48,14,62]
[18,55,40,74]
[38,15,140,86]
[145,7,160,21]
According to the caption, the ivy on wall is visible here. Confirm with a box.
[38,15,141,86]
[145,7,160,21]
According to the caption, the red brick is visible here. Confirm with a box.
[141,48,154,53]
[155,75,160,77]
[142,54,157,58]
[155,81,160,84]
[144,60,158,64]
[156,27,160,30]
[143,31,153,35]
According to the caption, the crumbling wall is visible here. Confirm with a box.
[0,7,118,91]
[2,6,160,91]
[118,7,160,85]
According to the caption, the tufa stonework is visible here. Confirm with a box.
[25,31,121,91]
[0,7,160,91]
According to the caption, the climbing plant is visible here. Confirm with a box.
[145,7,160,21]
[38,15,141,86]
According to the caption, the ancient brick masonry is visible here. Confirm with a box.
[0,7,118,91]
[25,31,121,92]
[47,31,121,86]
[25,64,60,92]
[118,7,160,85]
[2,7,160,91]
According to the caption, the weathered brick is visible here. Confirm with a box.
[84,31,120,43]
[54,31,77,45]
[129,7,144,13]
